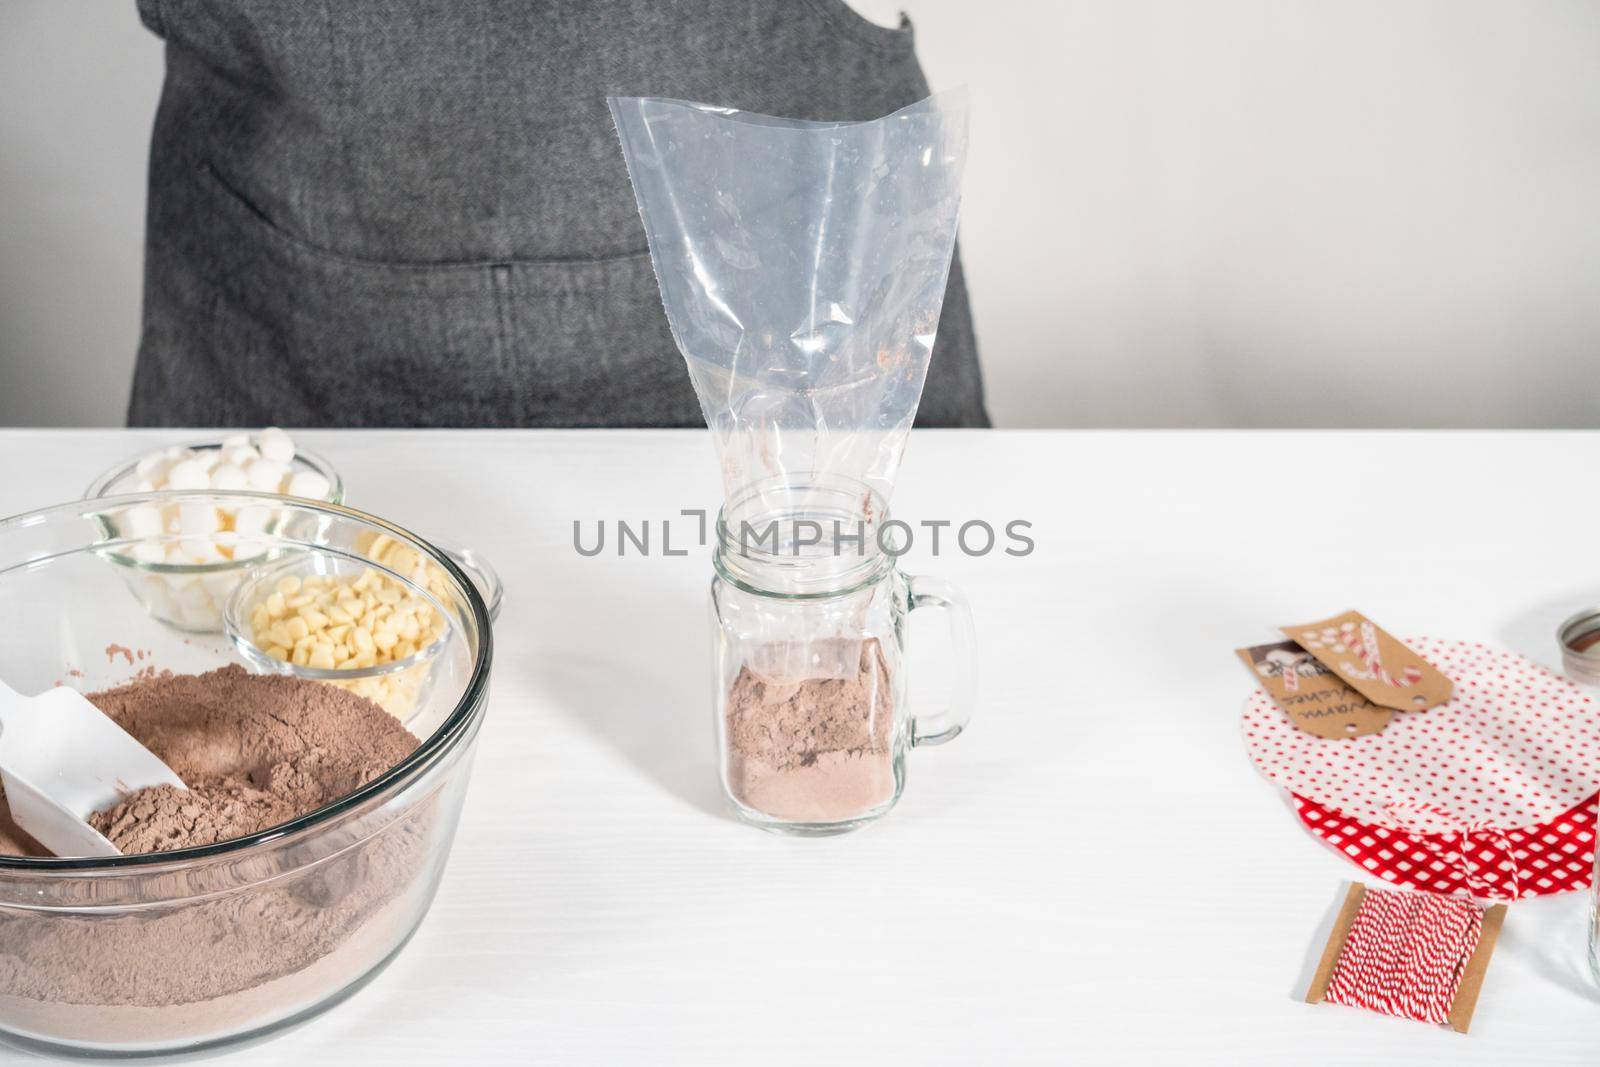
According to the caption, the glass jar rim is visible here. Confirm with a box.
[713,475,893,596]
[0,491,492,874]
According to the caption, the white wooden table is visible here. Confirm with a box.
[2,429,1599,1065]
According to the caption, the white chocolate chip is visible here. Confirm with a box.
[244,567,447,711]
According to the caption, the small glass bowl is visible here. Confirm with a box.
[431,539,504,625]
[224,553,454,724]
[85,441,345,634]
[84,440,346,505]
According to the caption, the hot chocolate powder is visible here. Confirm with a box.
[723,639,897,822]
[84,665,416,853]
[0,666,440,1048]
[0,666,417,857]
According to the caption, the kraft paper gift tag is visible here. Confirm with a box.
[1282,611,1453,711]
[1236,641,1392,739]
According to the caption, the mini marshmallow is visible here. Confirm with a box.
[203,570,241,597]
[221,434,250,448]
[258,427,295,465]
[123,504,163,538]
[142,582,176,616]
[209,463,248,491]
[175,580,215,608]
[285,470,331,501]
[162,570,200,591]
[180,538,225,565]
[234,505,270,536]
[223,445,259,467]
[179,601,223,629]
[165,458,209,491]
[232,537,267,561]
[179,501,221,535]
[195,450,222,473]
[134,478,156,492]
[246,459,288,492]
[134,453,168,478]
[128,541,167,564]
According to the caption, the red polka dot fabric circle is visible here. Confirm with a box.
[1295,792,1597,901]
[1243,638,1600,833]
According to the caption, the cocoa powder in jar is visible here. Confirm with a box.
[723,638,897,822]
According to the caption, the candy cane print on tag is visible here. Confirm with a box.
[1341,621,1424,690]
[1285,615,1445,710]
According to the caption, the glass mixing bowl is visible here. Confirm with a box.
[0,492,492,1057]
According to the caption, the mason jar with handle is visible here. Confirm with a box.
[710,476,976,835]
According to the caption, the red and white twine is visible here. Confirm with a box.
[1386,802,1523,902]
[1323,887,1484,1025]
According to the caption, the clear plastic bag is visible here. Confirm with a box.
[612,93,977,831]
[609,91,969,505]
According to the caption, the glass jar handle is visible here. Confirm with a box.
[906,574,977,746]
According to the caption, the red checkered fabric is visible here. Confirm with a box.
[1295,792,1596,901]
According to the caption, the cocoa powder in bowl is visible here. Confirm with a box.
[0,666,446,1051]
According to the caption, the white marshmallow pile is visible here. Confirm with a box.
[109,429,336,631]
[126,428,330,501]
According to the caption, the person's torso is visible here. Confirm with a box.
[130,0,986,428]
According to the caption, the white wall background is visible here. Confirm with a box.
[2,1,1598,427]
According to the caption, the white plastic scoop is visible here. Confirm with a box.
[0,679,187,858]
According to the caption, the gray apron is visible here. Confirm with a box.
[128,0,989,428]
